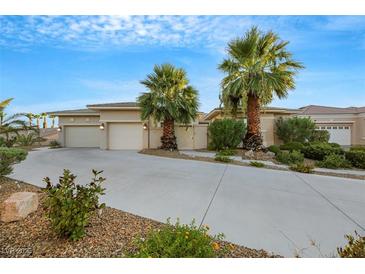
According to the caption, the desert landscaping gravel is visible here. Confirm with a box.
[0,177,278,258]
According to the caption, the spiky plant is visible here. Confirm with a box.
[138,64,199,150]
[219,26,304,151]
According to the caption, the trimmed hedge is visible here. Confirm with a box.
[317,154,351,169]
[276,150,304,165]
[345,150,365,169]
[302,142,344,160]
[309,130,330,143]
[208,119,246,151]
[267,145,280,155]
[0,147,28,176]
[275,117,316,143]
[279,141,304,152]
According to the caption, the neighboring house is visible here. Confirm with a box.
[48,102,208,150]
[297,105,365,146]
[203,105,365,146]
[50,102,365,149]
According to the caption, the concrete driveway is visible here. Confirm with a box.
[10,148,365,257]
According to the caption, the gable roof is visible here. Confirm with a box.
[87,102,139,109]
[299,105,365,115]
[47,108,99,116]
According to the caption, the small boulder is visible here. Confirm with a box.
[266,151,276,157]
[1,192,38,223]
[244,150,255,159]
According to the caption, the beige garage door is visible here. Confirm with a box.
[65,126,100,147]
[108,123,143,150]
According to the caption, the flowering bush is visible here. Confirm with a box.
[130,219,227,258]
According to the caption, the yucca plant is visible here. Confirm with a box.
[138,64,199,150]
[219,26,304,151]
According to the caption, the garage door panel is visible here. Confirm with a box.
[65,126,100,147]
[108,123,143,150]
[318,126,351,146]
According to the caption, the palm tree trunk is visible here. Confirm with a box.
[43,117,47,128]
[160,118,177,150]
[36,118,40,129]
[242,93,264,151]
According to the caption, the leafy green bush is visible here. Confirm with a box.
[208,119,246,150]
[302,142,344,160]
[276,150,304,165]
[279,141,304,152]
[350,146,365,152]
[49,140,61,149]
[16,133,39,146]
[309,130,330,143]
[290,163,314,173]
[130,219,227,258]
[0,136,17,148]
[43,169,106,241]
[217,149,235,156]
[317,154,351,169]
[337,231,365,258]
[267,145,280,155]
[249,161,265,168]
[345,150,365,169]
[0,147,28,176]
[275,117,316,143]
[214,154,232,163]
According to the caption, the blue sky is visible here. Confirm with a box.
[1,15,365,115]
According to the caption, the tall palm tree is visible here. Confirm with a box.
[138,63,199,150]
[25,113,34,127]
[219,26,304,151]
[49,115,56,128]
[41,112,48,128]
[34,114,41,129]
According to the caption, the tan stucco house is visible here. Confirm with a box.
[50,102,365,150]
[49,102,209,150]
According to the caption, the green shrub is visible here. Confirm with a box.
[217,149,235,156]
[43,169,106,241]
[0,147,28,176]
[317,154,351,169]
[275,117,316,143]
[276,150,304,165]
[130,219,227,258]
[350,146,365,152]
[49,140,61,149]
[309,130,330,143]
[302,142,344,160]
[16,133,39,146]
[279,141,304,152]
[249,161,265,168]
[290,163,314,173]
[208,119,246,151]
[0,136,17,148]
[337,231,365,258]
[214,154,232,163]
[345,150,365,169]
[267,145,280,155]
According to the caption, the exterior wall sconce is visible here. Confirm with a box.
[57,126,62,132]
[143,123,148,130]
[99,123,105,130]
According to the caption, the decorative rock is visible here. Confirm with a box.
[1,192,38,223]
[266,151,276,157]
[244,150,255,158]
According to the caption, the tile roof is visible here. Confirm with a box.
[47,109,99,115]
[87,102,138,108]
[299,105,365,115]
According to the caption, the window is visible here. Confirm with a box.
[327,126,331,129]
[339,126,343,129]
[333,126,337,129]
[321,126,325,130]
[345,126,349,129]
